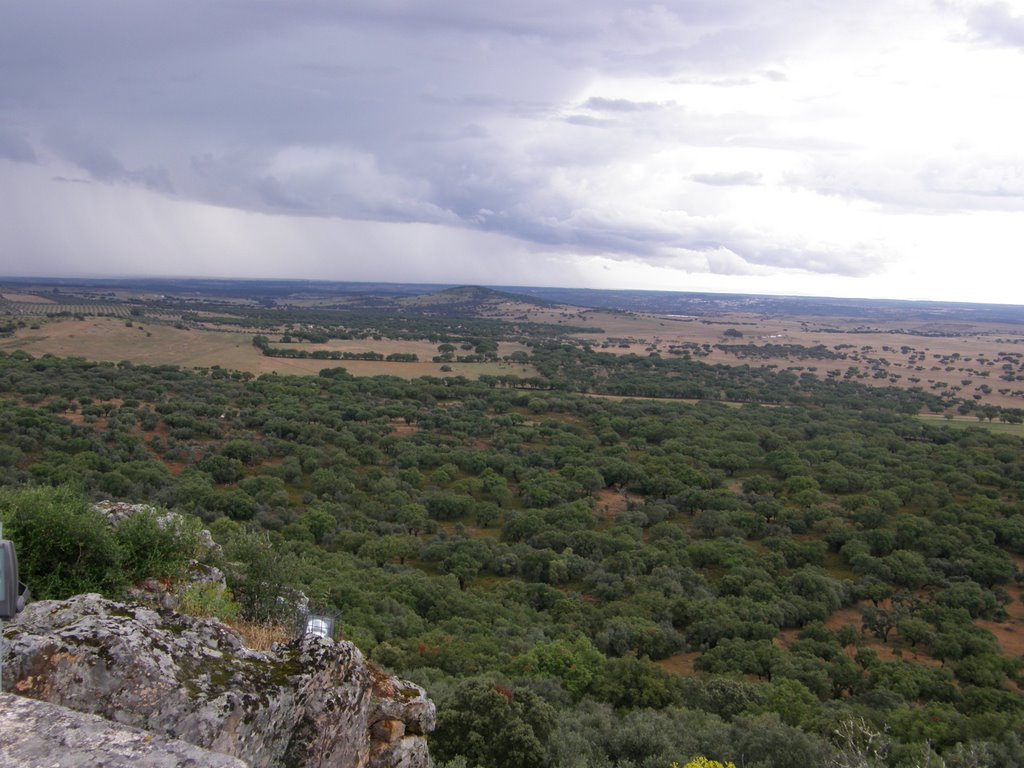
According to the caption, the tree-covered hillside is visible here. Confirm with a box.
[1,349,1022,767]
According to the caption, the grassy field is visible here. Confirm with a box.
[0,317,537,380]
[555,309,1024,410]
[5,300,1024,412]
[1,292,58,303]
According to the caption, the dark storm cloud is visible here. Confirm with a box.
[0,128,37,163]
[48,135,173,193]
[1,0,998,287]
[0,3,794,151]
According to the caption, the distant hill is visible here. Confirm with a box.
[396,285,559,316]
[499,286,1024,324]
[7,276,1020,325]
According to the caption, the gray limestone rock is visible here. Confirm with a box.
[1,594,434,768]
[0,692,249,768]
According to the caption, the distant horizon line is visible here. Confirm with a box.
[0,274,1020,310]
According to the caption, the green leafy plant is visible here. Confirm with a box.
[0,486,125,600]
[178,582,240,622]
[672,759,737,768]
[114,508,200,584]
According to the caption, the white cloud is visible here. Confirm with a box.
[692,171,763,186]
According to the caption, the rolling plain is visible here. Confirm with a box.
[2,279,1024,767]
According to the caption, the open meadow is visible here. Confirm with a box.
[0,316,536,380]
[4,291,1024,411]
[475,299,1024,411]
[561,310,1024,410]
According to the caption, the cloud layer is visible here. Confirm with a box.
[2,0,1023,301]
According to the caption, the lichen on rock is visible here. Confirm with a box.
[0,692,249,768]
[1,593,434,768]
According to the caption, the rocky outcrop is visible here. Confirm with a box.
[0,692,248,768]
[129,560,230,612]
[1,594,434,768]
[92,499,235,613]
[91,499,222,557]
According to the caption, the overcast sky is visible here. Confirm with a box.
[2,1,1023,303]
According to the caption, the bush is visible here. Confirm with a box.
[179,582,240,622]
[114,509,200,584]
[222,530,300,622]
[0,486,204,601]
[0,486,125,599]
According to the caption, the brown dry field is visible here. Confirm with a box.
[0,317,536,380]
[656,650,700,677]
[475,301,1024,408]
[271,336,530,362]
[977,584,1024,659]
[594,488,632,524]
[1,292,57,303]
[5,305,1024,409]
[548,308,1024,410]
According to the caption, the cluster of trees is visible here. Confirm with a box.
[0,345,1022,767]
[251,335,419,362]
[177,298,600,345]
[713,343,843,361]
[504,343,950,413]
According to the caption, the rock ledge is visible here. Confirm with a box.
[0,692,248,768]
[1,594,434,768]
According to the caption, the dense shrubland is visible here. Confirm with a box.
[0,485,201,600]
[0,348,1022,767]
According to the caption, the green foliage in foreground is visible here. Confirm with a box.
[0,486,198,600]
[115,505,202,584]
[0,486,124,599]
